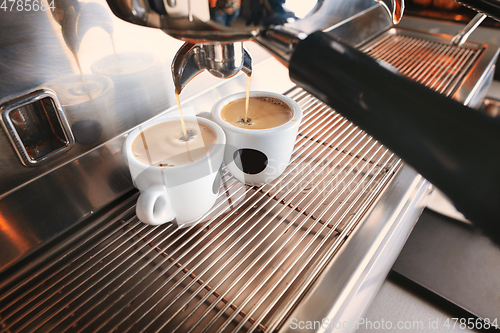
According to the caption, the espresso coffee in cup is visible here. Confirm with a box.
[123,116,225,226]
[131,119,217,167]
[220,96,293,130]
[212,91,302,186]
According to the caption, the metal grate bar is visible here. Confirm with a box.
[70,96,332,332]
[437,50,475,94]
[372,36,421,66]
[364,34,482,97]
[0,88,314,333]
[404,44,450,79]
[213,131,394,333]
[418,46,462,87]
[126,224,268,332]
[387,40,433,70]
[49,172,242,333]
[99,102,354,333]
[0,87,400,333]
[0,214,136,317]
[241,150,395,333]
[0,218,146,332]
[365,35,406,60]
[8,221,164,333]
[1,168,237,333]
[162,126,369,333]
[399,42,445,77]
[61,92,341,333]
[262,158,403,333]
[203,142,387,333]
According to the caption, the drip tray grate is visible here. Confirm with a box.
[362,33,483,97]
[0,88,400,333]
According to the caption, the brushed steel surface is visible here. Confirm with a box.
[0,2,176,196]
[254,5,394,66]
[0,88,405,333]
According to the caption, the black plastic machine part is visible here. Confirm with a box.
[455,0,500,22]
[289,31,500,243]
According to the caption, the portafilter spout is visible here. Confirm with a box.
[172,42,252,95]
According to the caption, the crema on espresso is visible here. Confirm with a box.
[221,96,293,130]
[132,120,216,167]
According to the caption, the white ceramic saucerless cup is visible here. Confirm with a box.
[212,91,302,186]
[122,115,225,225]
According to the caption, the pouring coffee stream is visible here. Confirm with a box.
[245,75,251,123]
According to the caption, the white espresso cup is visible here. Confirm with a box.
[122,115,226,225]
[212,91,302,186]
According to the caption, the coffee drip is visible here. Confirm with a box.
[174,90,202,164]
[175,92,189,139]
[174,74,252,140]
[244,75,251,123]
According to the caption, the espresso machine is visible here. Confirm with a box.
[102,0,500,241]
[108,0,404,94]
[1,0,500,332]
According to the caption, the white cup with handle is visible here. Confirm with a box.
[122,115,225,225]
[211,91,302,186]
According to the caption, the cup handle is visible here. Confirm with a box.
[136,185,175,225]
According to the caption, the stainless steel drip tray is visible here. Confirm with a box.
[359,27,498,107]
[0,86,428,333]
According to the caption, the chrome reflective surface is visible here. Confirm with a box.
[105,0,403,43]
[0,89,75,166]
[172,42,252,94]
[108,0,403,97]
[452,13,487,46]
[0,3,176,197]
